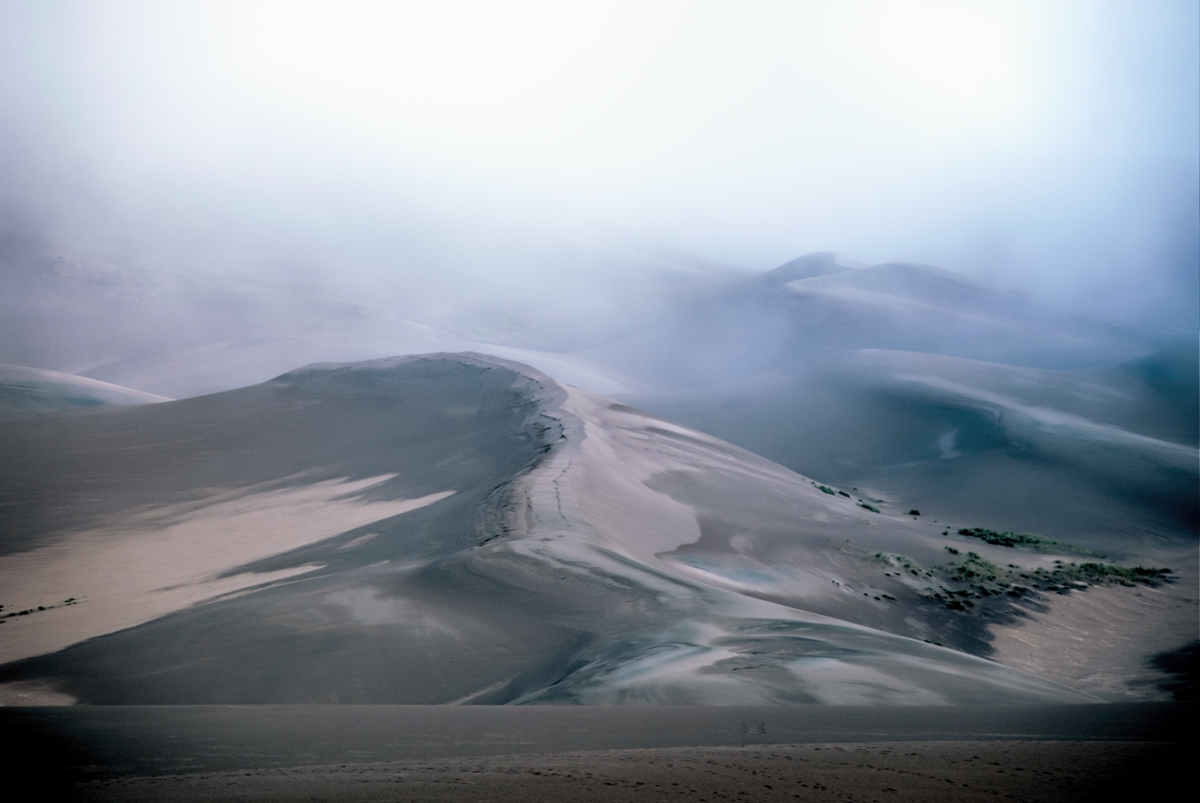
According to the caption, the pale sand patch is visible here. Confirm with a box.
[988,576,1199,700]
[0,477,453,665]
[521,385,812,574]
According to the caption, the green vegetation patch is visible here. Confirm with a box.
[946,552,1001,584]
[956,527,1103,556]
[857,502,880,513]
[867,541,1171,623]
[926,553,1172,613]
[1032,561,1171,587]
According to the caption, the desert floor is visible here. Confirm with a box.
[6,703,1191,802]
[58,741,1191,803]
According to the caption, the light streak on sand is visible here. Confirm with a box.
[0,476,453,665]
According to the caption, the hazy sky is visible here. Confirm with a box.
[1,0,1197,331]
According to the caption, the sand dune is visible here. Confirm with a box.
[487,384,1089,703]
[0,255,1193,705]
[4,353,1174,704]
[579,256,1163,395]
[12,254,1187,547]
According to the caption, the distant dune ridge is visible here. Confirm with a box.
[0,350,1193,705]
[0,364,169,420]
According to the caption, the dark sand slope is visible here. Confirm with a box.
[0,354,559,702]
[0,353,1108,705]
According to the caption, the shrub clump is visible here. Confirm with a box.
[928,555,1173,612]
[956,527,1103,556]
[1041,562,1170,586]
[946,552,1000,583]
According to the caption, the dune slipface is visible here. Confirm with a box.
[0,354,1100,704]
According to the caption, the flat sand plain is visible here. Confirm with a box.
[58,742,1190,802]
[8,704,1189,802]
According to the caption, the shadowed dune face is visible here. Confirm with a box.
[0,354,1109,705]
[0,355,547,552]
[0,355,571,702]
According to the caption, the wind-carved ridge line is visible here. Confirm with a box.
[553,457,572,521]
[464,354,577,548]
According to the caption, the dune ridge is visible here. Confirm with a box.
[463,375,1096,704]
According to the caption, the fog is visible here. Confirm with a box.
[1,0,1196,378]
